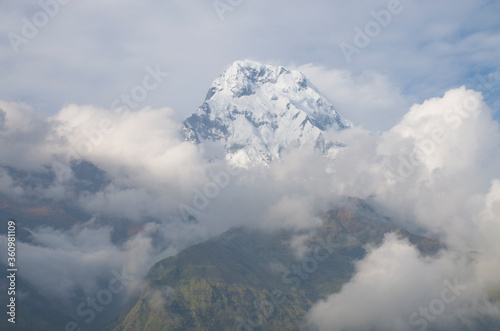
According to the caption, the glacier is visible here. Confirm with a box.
[184,59,351,167]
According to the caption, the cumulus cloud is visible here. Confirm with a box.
[47,104,210,220]
[0,101,219,223]
[0,100,52,170]
[307,233,500,331]
[324,86,499,232]
[305,86,500,330]
[474,179,500,290]
[51,104,204,187]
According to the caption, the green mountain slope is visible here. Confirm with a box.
[108,202,443,331]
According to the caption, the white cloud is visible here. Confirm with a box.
[297,64,410,130]
[0,83,499,329]
[51,104,204,188]
[266,195,323,231]
[0,100,52,170]
[306,86,500,330]
[307,233,500,331]
[0,5,499,331]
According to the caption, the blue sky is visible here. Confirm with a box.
[1,0,499,130]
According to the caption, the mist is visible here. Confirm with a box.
[0,84,499,330]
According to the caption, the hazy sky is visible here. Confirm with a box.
[1,0,499,130]
[1,3,500,328]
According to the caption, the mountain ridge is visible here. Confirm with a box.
[183,60,351,167]
[107,200,444,331]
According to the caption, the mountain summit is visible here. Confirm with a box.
[184,60,351,166]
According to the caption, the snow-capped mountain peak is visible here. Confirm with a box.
[184,60,351,166]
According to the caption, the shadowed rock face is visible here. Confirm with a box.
[184,60,351,167]
[108,200,443,331]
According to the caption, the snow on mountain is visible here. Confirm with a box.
[184,60,351,166]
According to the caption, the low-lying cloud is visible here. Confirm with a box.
[307,233,499,331]
[0,83,499,329]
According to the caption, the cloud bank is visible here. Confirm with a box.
[0,83,499,329]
